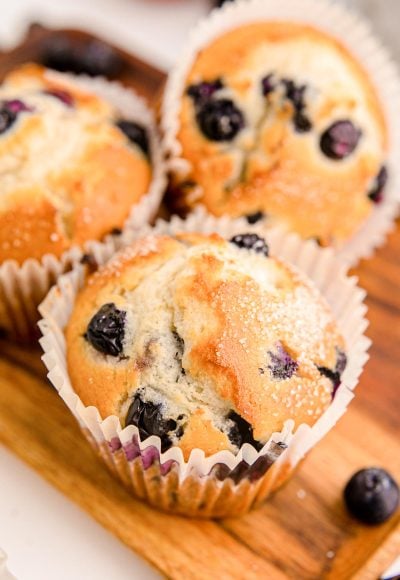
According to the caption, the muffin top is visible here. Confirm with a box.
[170,22,388,245]
[66,232,346,459]
[0,64,152,264]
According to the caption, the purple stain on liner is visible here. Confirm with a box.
[141,446,159,470]
[109,437,122,453]
[160,459,176,476]
[123,438,140,462]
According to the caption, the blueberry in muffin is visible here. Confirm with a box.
[166,21,388,246]
[0,64,153,264]
[66,232,347,459]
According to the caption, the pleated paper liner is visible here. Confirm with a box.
[39,211,369,517]
[161,0,400,266]
[0,71,166,342]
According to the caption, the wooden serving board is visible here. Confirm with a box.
[0,25,399,580]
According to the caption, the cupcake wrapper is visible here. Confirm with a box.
[39,210,370,518]
[0,73,166,341]
[161,0,400,266]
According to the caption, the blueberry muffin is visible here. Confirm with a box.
[65,232,347,460]
[165,22,388,245]
[0,64,152,264]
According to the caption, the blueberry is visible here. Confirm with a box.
[227,410,263,451]
[41,35,123,77]
[187,79,223,103]
[230,233,269,256]
[317,347,347,398]
[282,79,306,111]
[116,120,149,156]
[43,89,74,107]
[368,166,388,204]
[85,303,126,357]
[196,99,245,142]
[261,74,276,96]
[41,35,77,72]
[0,100,33,134]
[126,392,180,452]
[320,120,361,160]
[344,468,399,524]
[294,111,312,133]
[0,108,16,134]
[335,348,348,376]
[267,342,298,380]
[214,0,235,6]
[245,211,265,225]
[5,99,32,114]
[81,40,123,77]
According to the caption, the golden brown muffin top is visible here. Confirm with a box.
[0,64,152,264]
[66,232,346,459]
[170,22,387,245]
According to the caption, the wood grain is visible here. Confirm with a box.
[0,25,399,580]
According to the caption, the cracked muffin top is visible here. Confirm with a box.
[0,64,152,264]
[167,21,388,246]
[66,232,347,459]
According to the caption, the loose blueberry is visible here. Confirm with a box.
[82,40,123,77]
[230,233,269,256]
[187,79,223,103]
[196,99,245,142]
[368,166,388,204]
[41,35,76,72]
[261,74,276,96]
[268,342,298,380]
[43,89,74,107]
[318,347,347,398]
[126,392,179,452]
[41,35,123,77]
[85,303,126,357]
[320,120,361,160]
[344,468,399,524]
[116,120,149,156]
[246,211,265,225]
[227,410,263,451]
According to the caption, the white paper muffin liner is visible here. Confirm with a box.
[39,210,370,518]
[161,0,400,267]
[0,72,166,341]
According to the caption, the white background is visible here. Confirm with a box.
[1,1,399,579]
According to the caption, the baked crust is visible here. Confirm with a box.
[0,64,151,264]
[171,22,387,244]
[66,233,345,459]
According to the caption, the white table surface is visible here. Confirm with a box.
[1,1,399,579]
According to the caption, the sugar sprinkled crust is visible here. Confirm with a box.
[170,22,387,245]
[0,64,152,264]
[66,233,346,459]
